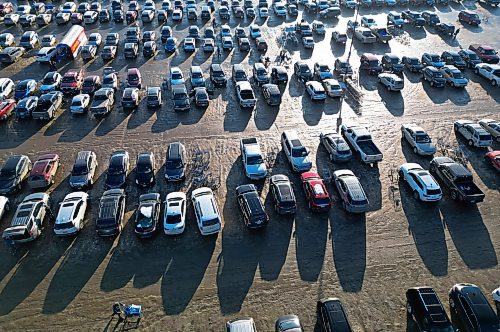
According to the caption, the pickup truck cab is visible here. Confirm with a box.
[430,157,485,203]
[354,27,376,44]
[454,120,492,148]
[32,92,63,120]
[236,184,269,229]
[240,138,267,180]
[340,124,383,165]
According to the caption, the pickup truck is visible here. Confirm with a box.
[468,44,499,64]
[240,138,267,180]
[340,124,383,164]
[354,27,376,43]
[32,92,63,120]
[60,69,84,95]
[430,157,485,203]
[474,64,500,86]
[370,26,392,43]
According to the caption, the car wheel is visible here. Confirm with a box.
[474,68,479,74]
[450,190,458,200]
[468,139,473,146]
[17,183,22,191]
[387,85,391,91]
[496,136,500,143]
[453,124,459,132]
[413,190,420,201]
[449,297,455,308]
[413,147,418,154]
[308,201,312,210]
[492,79,497,86]
[406,302,412,315]
[430,80,434,87]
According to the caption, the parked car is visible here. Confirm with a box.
[194,87,210,107]
[301,172,331,212]
[484,151,500,172]
[165,142,186,181]
[441,51,467,70]
[81,76,101,96]
[271,66,289,84]
[406,287,454,332]
[317,298,353,331]
[468,44,499,64]
[479,119,500,142]
[134,152,155,187]
[458,10,481,25]
[90,88,115,115]
[134,193,161,238]
[236,184,269,228]
[163,192,187,235]
[146,86,163,108]
[261,84,282,106]
[60,69,84,95]
[121,88,140,110]
[454,120,492,147]
[0,155,32,195]
[96,189,126,236]
[191,187,223,235]
[378,73,404,91]
[399,163,442,202]
[253,63,271,85]
[402,10,425,27]
[32,91,63,120]
[15,96,38,119]
[69,151,98,189]
[422,66,446,87]
[227,318,257,332]
[54,192,89,236]
[275,315,303,332]
[440,65,468,88]
[270,175,297,214]
[0,47,25,64]
[0,98,15,120]
[210,64,228,87]
[401,124,436,155]
[320,132,352,162]
[105,151,130,189]
[360,53,383,75]
[458,49,482,69]
[281,130,312,172]
[474,63,500,86]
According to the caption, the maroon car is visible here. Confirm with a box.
[81,75,102,95]
[126,68,142,89]
[0,98,16,120]
[60,69,84,95]
[469,44,499,64]
[458,10,481,25]
[28,154,60,188]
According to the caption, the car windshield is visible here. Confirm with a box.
[83,80,94,87]
[314,197,330,205]
[492,70,500,77]
[197,92,208,100]
[166,39,175,45]
[108,162,123,174]
[62,76,76,83]
[192,72,202,78]
[94,93,109,101]
[212,70,224,77]
[137,162,152,174]
[430,55,441,62]
[369,60,379,66]
[174,92,187,100]
[72,164,88,175]
[482,49,495,55]
[71,99,83,106]
[0,169,16,179]
[172,73,182,79]
[247,155,263,165]
[319,65,328,71]
[415,134,431,143]
[452,55,462,61]
[165,213,181,224]
[128,74,139,81]
[300,66,310,73]
[202,217,219,227]
[434,72,443,78]
[292,147,308,157]
[452,72,463,79]
[136,205,154,228]
[391,58,400,64]
[469,14,479,19]
[16,84,27,91]
[167,159,183,169]
[469,53,479,60]
[479,134,491,141]
[103,76,114,84]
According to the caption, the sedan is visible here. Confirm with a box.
[194,87,210,107]
[399,163,442,202]
[70,94,90,114]
[135,193,161,238]
[306,81,326,101]
[163,192,187,235]
[270,174,297,214]
[28,154,60,189]
[14,79,37,101]
[183,37,196,52]
[105,151,130,189]
[302,36,314,49]
[101,46,117,61]
[15,96,38,119]
[88,32,102,46]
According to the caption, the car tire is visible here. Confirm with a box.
[406,302,412,315]
[413,147,418,154]
[413,190,420,201]
[430,80,434,87]
[474,68,479,74]
[492,79,497,86]
[453,124,459,132]
[468,139,473,146]
[387,85,391,91]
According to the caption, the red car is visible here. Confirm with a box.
[126,68,142,89]
[60,69,84,95]
[301,171,332,212]
[0,98,16,120]
[485,151,500,172]
[28,154,60,188]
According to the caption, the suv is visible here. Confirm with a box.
[233,64,248,83]
[360,53,383,75]
[382,54,404,74]
[191,187,223,235]
[210,64,227,87]
[2,193,50,243]
[54,192,89,236]
[333,170,368,213]
[28,154,59,189]
[319,132,352,163]
[301,172,331,212]
[60,69,84,95]
[105,151,130,189]
[294,61,313,82]
[317,298,353,332]
[124,42,139,58]
[236,184,269,228]
[96,189,126,236]
[69,151,98,189]
[165,142,186,181]
[135,152,155,187]
[0,154,32,195]
[253,63,270,85]
[281,130,312,172]
[406,287,454,332]
[454,120,492,148]
[172,84,190,111]
[270,174,297,214]
[449,283,499,332]
[399,163,442,202]
[146,87,162,108]
[422,66,446,87]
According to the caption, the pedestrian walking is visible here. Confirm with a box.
[212,19,216,29]
[453,28,460,40]
[217,46,221,59]
[4,237,16,256]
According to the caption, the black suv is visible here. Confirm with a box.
[402,56,424,73]
[422,66,446,87]
[210,64,227,87]
[449,283,499,332]
[236,184,269,229]
[96,189,126,236]
[294,61,313,82]
[316,298,353,332]
[0,155,32,195]
[105,151,130,189]
[164,142,186,181]
[406,287,454,332]
[270,174,296,214]
[441,51,467,71]
[135,152,155,187]
[382,54,404,74]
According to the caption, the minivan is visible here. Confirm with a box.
[165,142,186,181]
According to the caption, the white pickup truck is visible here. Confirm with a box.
[240,138,267,180]
[340,124,383,164]
[354,27,377,44]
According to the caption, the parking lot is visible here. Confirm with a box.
[0,0,499,330]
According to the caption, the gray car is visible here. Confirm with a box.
[320,132,352,162]
[401,124,436,156]
[333,169,369,213]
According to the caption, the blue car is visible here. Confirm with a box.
[15,96,38,119]
[40,71,62,93]
[14,79,37,101]
[165,37,177,52]
[422,53,445,69]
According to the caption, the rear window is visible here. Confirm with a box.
[202,217,219,227]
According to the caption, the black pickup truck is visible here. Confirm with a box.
[430,157,485,203]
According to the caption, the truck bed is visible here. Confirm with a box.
[357,140,383,162]
[456,182,485,202]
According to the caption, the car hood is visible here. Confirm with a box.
[246,163,267,175]
[416,142,436,152]
[69,174,89,185]
[40,83,57,92]
[136,172,153,183]
[92,100,111,108]
[291,156,311,166]
[106,173,126,187]
[0,177,16,190]
[166,167,184,178]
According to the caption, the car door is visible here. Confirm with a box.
[72,200,83,229]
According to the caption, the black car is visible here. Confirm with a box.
[402,10,425,27]
[262,84,282,106]
[270,174,296,214]
[96,189,126,237]
[334,59,353,76]
[15,96,38,119]
[164,142,186,181]
[421,11,440,26]
[99,9,111,22]
[113,9,124,22]
[143,41,157,57]
[382,54,404,74]
[172,84,190,111]
[135,152,155,187]
[422,66,446,87]
[441,51,467,71]
[458,49,482,68]
[210,64,227,87]
[271,66,289,84]
[134,193,161,238]
[317,298,353,332]
[105,151,130,189]
[0,155,32,195]
[275,315,303,332]
[406,287,454,332]
[236,184,269,229]
[294,61,313,82]
[449,283,499,332]
[402,56,424,73]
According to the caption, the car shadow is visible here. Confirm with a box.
[254,97,280,131]
[422,82,448,104]
[377,84,405,116]
[302,95,325,126]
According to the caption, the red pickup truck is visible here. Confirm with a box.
[469,44,500,64]
[60,69,84,95]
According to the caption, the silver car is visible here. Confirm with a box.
[401,124,436,156]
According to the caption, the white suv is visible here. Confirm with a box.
[191,187,222,235]
[54,192,89,236]
[454,120,492,148]
[281,130,312,172]
[399,163,442,202]
[163,192,186,235]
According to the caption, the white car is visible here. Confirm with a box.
[322,79,345,98]
[202,38,215,52]
[144,0,156,11]
[378,73,404,91]
[163,192,187,235]
[172,9,183,21]
[454,120,493,148]
[88,33,102,46]
[183,37,196,52]
[169,67,185,85]
[399,163,442,202]
[0,196,10,221]
[16,5,30,15]
[56,12,71,24]
[440,65,468,88]
[70,94,91,114]
[41,35,57,47]
[0,33,15,48]
[62,2,77,13]
[222,36,234,50]
[306,81,326,101]
[83,10,98,24]
[401,124,436,156]
[37,13,53,25]
[273,2,287,16]
[191,187,223,236]
[302,36,314,49]
[54,192,89,236]
[479,119,500,142]
[4,14,20,26]
[36,47,56,63]
[474,63,500,86]
[142,9,155,22]
[312,21,326,35]
[0,78,15,99]
[259,7,269,18]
